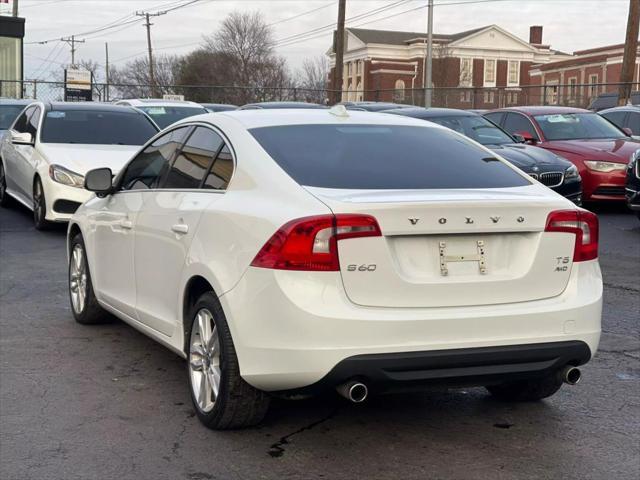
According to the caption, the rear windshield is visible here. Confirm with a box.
[534,113,626,140]
[41,109,158,145]
[0,104,27,129]
[250,124,530,189]
[137,106,208,128]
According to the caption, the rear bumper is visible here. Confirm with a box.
[221,261,602,392]
[277,341,591,395]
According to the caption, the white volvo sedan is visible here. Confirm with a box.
[67,107,602,429]
[0,102,159,229]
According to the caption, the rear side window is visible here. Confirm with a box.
[250,124,530,190]
[601,111,626,129]
[162,127,222,189]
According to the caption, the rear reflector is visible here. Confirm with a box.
[545,210,598,262]
[251,214,381,271]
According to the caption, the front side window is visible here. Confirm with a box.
[0,104,28,130]
[534,113,626,141]
[250,124,530,190]
[163,127,223,189]
[504,113,539,139]
[428,115,514,146]
[12,106,34,134]
[627,112,640,135]
[120,126,191,191]
[26,107,40,138]
[137,106,208,129]
[40,109,158,145]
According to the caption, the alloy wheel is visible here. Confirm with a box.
[189,308,222,413]
[69,244,87,314]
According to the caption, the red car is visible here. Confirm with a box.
[484,106,640,203]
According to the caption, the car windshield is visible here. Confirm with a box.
[40,109,158,145]
[426,115,514,146]
[0,104,28,130]
[534,113,626,140]
[137,106,207,128]
[250,124,530,190]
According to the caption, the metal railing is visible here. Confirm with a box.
[1,80,638,109]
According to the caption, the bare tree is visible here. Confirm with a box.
[110,54,182,99]
[198,10,291,104]
[296,55,329,103]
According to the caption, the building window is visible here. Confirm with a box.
[568,77,578,100]
[356,81,363,101]
[484,59,496,86]
[460,90,472,103]
[508,61,519,85]
[357,61,362,75]
[483,90,495,104]
[545,83,559,105]
[394,79,406,101]
[589,74,599,98]
[459,58,473,87]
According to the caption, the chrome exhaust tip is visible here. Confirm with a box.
[336,381,368,403]
[560,366,581,385]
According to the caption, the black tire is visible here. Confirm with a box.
[486,372,563,402]
[0,161,11,207]
[187,292,270,429]
[33,177,51,230]
[68,233,109,325]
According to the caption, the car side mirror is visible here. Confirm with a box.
[622,127,633,137]
[84,168,113,196]
[512,133,525,143]
[514,130,537,144]
[10,131,34,146]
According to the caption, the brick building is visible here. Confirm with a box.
[529,43,640,106]
[327,24,570,105]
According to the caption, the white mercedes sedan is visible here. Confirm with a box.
[0,102,159,229]
[67,107,602,429]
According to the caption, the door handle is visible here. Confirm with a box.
[171,223,189,234]
[120,220,133,230]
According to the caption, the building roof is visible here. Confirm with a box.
[348,26,488,46]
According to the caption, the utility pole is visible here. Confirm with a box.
[136,10,167,98]
[61,35,85,68]
[619,0,640,105]
[332,0,346,104]
[12,0,18,17]
[105,42,110,102]
[424,0,434,107]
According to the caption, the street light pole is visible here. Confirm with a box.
[424,0,434,107]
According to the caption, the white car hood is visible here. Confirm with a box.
[38,143,140,176]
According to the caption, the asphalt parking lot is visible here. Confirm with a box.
[1,202,638,480]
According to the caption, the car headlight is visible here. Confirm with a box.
[583,161,627,173]
[49,164,85,188]
[564,164,580,180]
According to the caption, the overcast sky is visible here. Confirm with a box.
[6,0,632,82]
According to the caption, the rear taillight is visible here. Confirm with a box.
[251,214,381,271]
[545,210,598,262]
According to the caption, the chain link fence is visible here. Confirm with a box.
[1,80,638,109]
